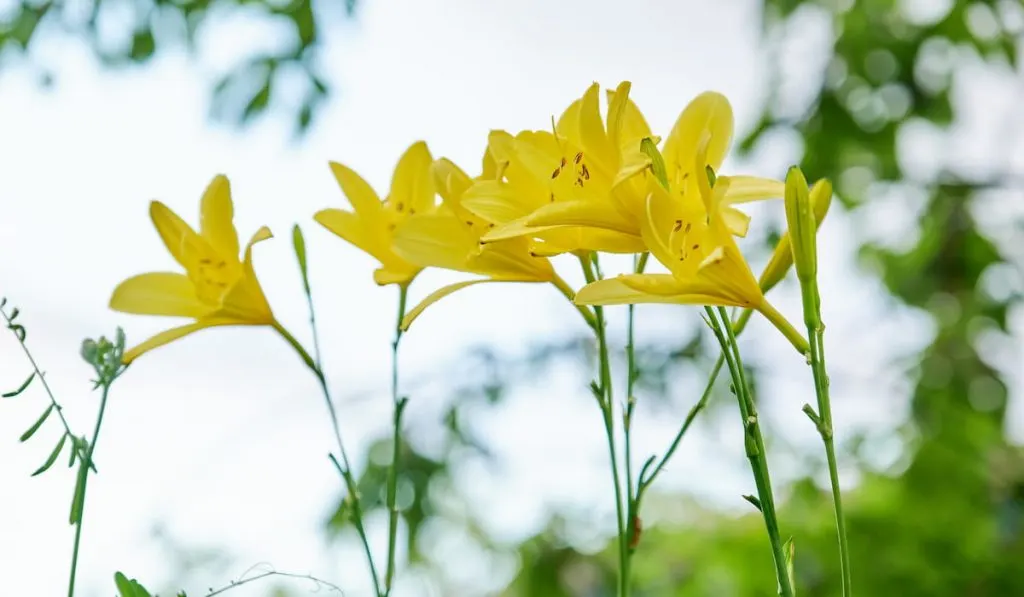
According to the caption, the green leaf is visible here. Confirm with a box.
[19,403,53,442]
[130,29,156,61]
[783,537,796,596]
[32,433,66,476]
[242,82,271,123]
[292,224,310,293]
[114,572,153,597]
[70,463,88,524]
[3,371,35,398]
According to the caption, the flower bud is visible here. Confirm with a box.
[758,176,833,292]
[783,166,819,283]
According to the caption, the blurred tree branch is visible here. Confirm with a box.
[0,0,357,135]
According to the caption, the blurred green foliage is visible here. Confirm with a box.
[322,0,1024,595]
[0,0,356,133]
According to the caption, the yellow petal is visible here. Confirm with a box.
[314,208,387,261]
[374,268,419,286]
[556,97,582,140]
[122,318,239,364]
[720,175,785,204]
[392,214,478,272]
[578,82,614,175]
[640,186,678,271]
[722,206,752,237]
[218,226,274,323]
[575,275,713,306]
[487,130,516,165]
[431,158,475,223]
[605,81,632,151]
[462,181,536,224]
[390,141,435,214]
[199,174,240,258]
[109,272,209,318]
[329,161,383,216]
[150,200,204,269]
[524,200,635,235]
[481,217,563,243]
[663,91,734,178]
[402,279,516,331]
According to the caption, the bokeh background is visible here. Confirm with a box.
[1,0,1023,595]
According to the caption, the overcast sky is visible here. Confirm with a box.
[1,0,1022,595]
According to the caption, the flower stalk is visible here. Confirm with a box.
[705,306,794,597]
[580,254,629,597]
[785,168,851,596]
[385,285,410,595]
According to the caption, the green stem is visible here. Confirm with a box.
[273,321,383,597]
[623,253,648,567]
[800,281,852,596]
[67,381,111,597]
[707,307,794,597]
[1,306,90,466]
[385,285,409,595]
[580,255,628,597]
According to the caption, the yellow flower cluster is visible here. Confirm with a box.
[108,81,833,363]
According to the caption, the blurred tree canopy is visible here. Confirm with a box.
[0,0,356,132]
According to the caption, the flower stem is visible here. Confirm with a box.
[623,253,648,574]
[384,285,409,595]
[67,381,112,597]
[273,320,383,597]
[580,255,628,597]
[706,306,794,597]
[799,279,852,595]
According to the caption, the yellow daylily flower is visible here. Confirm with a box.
[109,175,276,364]
[462,81,649,256]
[392,156,593,331]
[476,83,785,253]
[575,141,808,354]
[314,141,435,286]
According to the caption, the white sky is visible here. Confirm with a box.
[1,0,1022,596]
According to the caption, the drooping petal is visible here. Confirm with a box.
[329,161,383,216]
[150,201,204,269]
[401,279,519,331]
[122,318,239,364]
[109,272,210,318]
[720,175,785,204]
[663,91,734,179]
[390,141,435,214]
[524,200,636,235]
[199,175,240,258]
